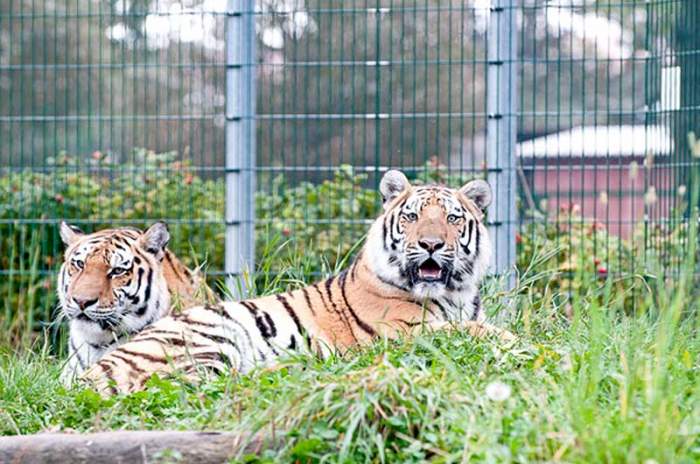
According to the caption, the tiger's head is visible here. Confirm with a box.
[365,170,492,301]
[57,222,173,335]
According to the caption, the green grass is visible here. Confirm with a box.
[1,256,699,463]
[3,174,700,462]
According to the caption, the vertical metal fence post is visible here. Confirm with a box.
[487,0,518,285]
[225,0,256,296]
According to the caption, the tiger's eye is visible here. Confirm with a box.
[110,267,128,277]
[404,212,418,222]
[73,259,84,269]
[447,214,460,224]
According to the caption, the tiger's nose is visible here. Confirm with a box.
[418,238,445,253]
[73,297,98,310]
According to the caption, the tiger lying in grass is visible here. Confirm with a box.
[83,171,515,394]
[58,222,202,382]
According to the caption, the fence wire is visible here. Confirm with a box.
[1,0,699,323]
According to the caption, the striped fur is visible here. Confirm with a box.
[58,222,200,383]
[83,172,514,394]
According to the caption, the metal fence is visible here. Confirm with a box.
[1,0,699,305]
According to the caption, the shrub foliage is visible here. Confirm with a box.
[1,150,694,347]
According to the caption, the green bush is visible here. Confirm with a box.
[1,150,694,348]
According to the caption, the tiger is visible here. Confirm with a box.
[58,221,203,383]
[83,170,515,395]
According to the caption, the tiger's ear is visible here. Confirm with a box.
[140,222,170,256]
[460,179,492,210]
[379,170,411,210]
[60,221,84,246]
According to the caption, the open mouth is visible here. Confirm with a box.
[417,258,443,282]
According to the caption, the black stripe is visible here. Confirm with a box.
[396,319,423,328]
[241,301,273,339]
[143,268,153,304]
[164,251,185,282]
[204,303,233,320]
[254,314,272,338]
[128,267,145,303]
[140,310,160,330]
[192,351,230,366]
[324,276,359,342]
[471,294,481,321]
[175,314,219,328]
[388,212,399,250]
[382,215,390,251]
[375,273,411,293]
[363,286,417,304]
[350,257,359,282]
[98,361,119,396]
[475,226,481,258]
[189,328,234,347]
[119,348,167,364]
[430,299,450,320]
[97,319,114,331]
[461,260,474,278]
[142,328,182,337]
[110,352,146,373]
[239,300,277,352]
[135,303,149,317]
[255,318,278,357]
[312,284,330,314]
[239,300,258,314]
[301,287,316,315]
[276,294,305,338]
[324,277,336,309]
[89,340,118,351]
[135,336,207,348]
[464,219,474,255]
[262,312,277,337]
[131,246,150,267]
[111,241,128,253]
[339,270,376,337]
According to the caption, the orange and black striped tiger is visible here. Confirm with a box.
[83,171,514,394]
[58,222,201,382]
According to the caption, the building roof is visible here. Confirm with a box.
[517,125,674,158]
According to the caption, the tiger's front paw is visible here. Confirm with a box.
[463,321,517,343]
[495,327,517,343]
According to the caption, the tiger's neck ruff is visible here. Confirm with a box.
[84,171,508,395]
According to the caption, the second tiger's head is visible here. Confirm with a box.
[365,170,493,299]
[57,222,172,332]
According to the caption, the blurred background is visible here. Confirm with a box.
[2,0,699,346]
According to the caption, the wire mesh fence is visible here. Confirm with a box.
[2,0,699,334]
